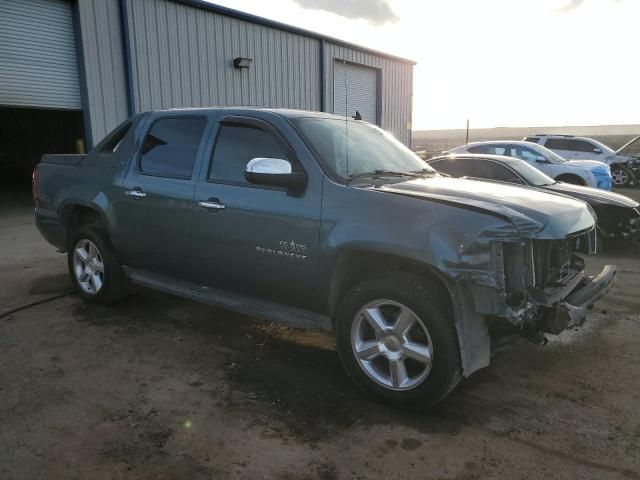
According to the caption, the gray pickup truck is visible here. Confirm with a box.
[34,108,615,407]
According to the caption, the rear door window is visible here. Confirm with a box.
[429,158,479,178]
[569,140,599,152]
[139,117,207,179]
[544,138,595,152]
[511,145,543,162]
[474,160,522,183]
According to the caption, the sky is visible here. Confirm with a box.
[209,0,639,130]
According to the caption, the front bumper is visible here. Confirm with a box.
[565,264,616,308]
[541,264,616,333]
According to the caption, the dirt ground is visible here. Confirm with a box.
[1,191,639,480]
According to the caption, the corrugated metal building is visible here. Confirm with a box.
[0,0,414,186]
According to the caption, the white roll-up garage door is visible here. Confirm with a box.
[333,60,378,125]
[0,0,81,109]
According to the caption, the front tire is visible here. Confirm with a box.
[336,273,462,408]
[67,226,129,304]
[611,164,632,187]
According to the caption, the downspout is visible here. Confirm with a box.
[319,39,325,112]
[118,0,136,116]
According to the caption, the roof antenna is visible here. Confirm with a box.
[343,60,350,187]
[352,110,362,121]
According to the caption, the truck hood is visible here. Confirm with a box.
[377,176,595,239]
[544,181,639,208]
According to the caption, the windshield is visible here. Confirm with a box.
[508,160,556,186]
[526,142,568,164]
[291,118,433,181]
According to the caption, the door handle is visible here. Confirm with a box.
[198,199,226,210]
[125,189,147,199]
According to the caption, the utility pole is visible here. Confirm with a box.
[465,119,470,145]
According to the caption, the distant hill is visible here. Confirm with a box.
[412,124,640,154]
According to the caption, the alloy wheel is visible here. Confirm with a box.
[351,299,433,391]
[72,239,104,294]
[612,167,629,186]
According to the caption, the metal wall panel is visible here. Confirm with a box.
[324,43,413,146]
[124,0,321,113]
[0,0,81,109]
[77,0,129,145]
[333,61,378,124]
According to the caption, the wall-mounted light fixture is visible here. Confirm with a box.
[233,57,252,69]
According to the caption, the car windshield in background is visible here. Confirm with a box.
[292,118,433,181]
[529,143,568,164]
[508,160,556,186]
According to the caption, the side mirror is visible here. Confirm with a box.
[245,158,307,194]
[535,157,549,164]
[593,148,602,154]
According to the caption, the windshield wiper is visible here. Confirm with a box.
[348,169,431,180]
[409,168,438,176]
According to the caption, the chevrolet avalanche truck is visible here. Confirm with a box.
[33,108,616,408]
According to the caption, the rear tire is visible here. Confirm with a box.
[67,226,129,304]
[335,272,462,409]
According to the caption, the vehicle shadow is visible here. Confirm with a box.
[69,286,511,444]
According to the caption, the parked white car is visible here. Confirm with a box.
[523,134,640,187]
[447,141,612,190]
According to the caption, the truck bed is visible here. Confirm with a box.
[40,154,86,166]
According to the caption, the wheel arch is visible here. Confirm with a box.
[327,249,453,321]
[554,173,587,186]
[327,248,492,377]
[60,203,111,250]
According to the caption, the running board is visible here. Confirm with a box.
[123,267,332,331]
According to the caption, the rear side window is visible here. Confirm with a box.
[467,144,508,155]
[209,124,289,185]
[139,117,207,179]
[523,137,540,144]
[545,138,572,150]
[467,145,489,154]
[429,159,460,176]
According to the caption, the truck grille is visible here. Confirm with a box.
[532,227,595,288]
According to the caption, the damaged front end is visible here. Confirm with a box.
[595,205,640,241]
[444,222,615,377]
[380,177,617,377]
[496,227,615,336]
